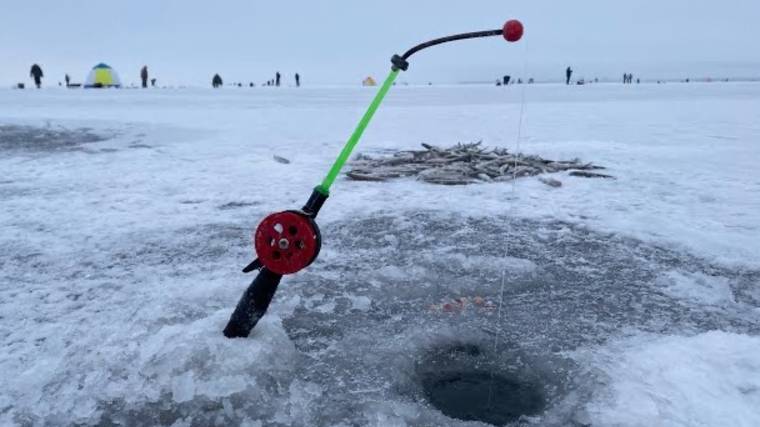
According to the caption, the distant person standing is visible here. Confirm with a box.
[30,64,43,88]
[503,75,510,85]
[212,74,223,88]
[565,66,573,85]
[275,72,281,87]
[295,73,300,87]
[65,74,70,87]
[151,78,156,87]
[140,66,149,88]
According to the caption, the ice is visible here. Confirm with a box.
[1,83,759,425]
[657,270,736,306]
[578,331,760,427]
[348,295,372,312]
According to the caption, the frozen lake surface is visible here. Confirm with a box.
[1,83,759,426]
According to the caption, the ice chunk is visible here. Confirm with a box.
[656,271,735,306]
[171,371,195,403]
[349,295,372,311]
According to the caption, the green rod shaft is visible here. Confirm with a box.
[318,69,399,193]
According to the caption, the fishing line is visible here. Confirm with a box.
[489,34,529,406]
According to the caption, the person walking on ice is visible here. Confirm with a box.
[30,64,44,88]
[212,74,223,88]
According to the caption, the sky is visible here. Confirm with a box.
[1,0,758,87]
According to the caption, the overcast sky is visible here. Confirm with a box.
[1,0,758,86]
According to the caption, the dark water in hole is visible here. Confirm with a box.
[422,370,545,426]
[415,342,548,426]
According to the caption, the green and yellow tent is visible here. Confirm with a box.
[84,63,122,88]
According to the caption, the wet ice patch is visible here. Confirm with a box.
[657,271,735,306]
[0,124,106,153]
[579,331,760,427]
[277,211,759,426]
[422,252,537,276]
[218,201,260,211]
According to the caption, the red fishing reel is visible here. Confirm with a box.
[253,211,321,275]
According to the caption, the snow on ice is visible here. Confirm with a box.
[577,331,760,427]
[1,83,759,426]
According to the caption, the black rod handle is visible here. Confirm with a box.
[223,268,282,338]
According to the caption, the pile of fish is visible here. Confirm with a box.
[346,142,612,185]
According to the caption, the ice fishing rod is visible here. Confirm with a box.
[223,19,524,338]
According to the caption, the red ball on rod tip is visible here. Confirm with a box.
[503,19,524,42]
